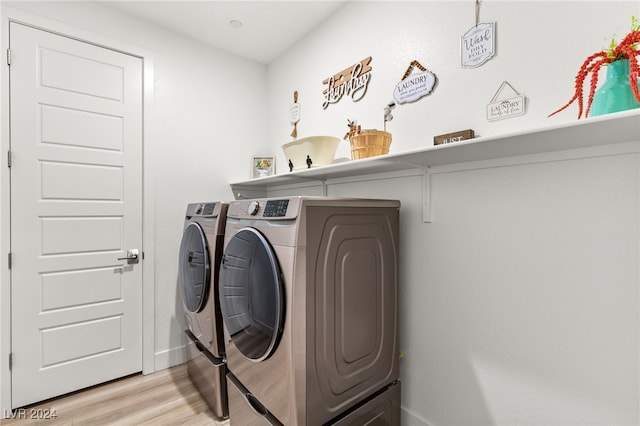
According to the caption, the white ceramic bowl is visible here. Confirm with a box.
[281,136,340,171]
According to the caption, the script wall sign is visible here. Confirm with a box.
[322,56,372,109]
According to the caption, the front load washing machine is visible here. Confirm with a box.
[178,201,229,420]
[219,196,400,425]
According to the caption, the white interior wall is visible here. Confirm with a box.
[321,149,639,425]
[266,1,636,160]
[0,0,267,379]
[0,1,638,425]
[265,1,640,425]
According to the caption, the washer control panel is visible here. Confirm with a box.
[263,199,289,217]
[230,197,300,220]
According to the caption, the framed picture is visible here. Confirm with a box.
[252,156,275,178]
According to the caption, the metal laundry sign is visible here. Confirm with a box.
[393,60,437,104]
[461,0,495,68]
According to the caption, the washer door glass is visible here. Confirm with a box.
[179,222,211,313]
[219,227,284,362]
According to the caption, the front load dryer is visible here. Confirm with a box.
[178,201,229,420]
[219,196,401,425]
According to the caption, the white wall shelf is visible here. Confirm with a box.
[230,110,640,199]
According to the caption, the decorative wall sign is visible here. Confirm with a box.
[487,81,526,121]
[461,1,495,68]
[322,56,372,109]
[461,23,495,68]
[289,91,300,138]
[393,60,437,104]
[434,129,475,145]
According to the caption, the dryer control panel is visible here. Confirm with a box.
[196,202,216,216]
[186,202,224,218]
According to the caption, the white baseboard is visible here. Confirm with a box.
[153,345,186,372]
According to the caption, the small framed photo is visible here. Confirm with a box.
[252,156,275,178]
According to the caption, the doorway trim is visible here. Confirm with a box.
[0,6,156,415]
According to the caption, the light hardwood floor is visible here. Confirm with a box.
[0,364,229,426]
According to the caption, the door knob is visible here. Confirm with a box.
[118,249,140,264]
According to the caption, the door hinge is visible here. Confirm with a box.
[7,151,11,168]
[9,353,12,370]
[6,49,11,66]
[8,252,12,269]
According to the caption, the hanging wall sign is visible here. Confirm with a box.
[393,60,437,104]
[461,23,495,68]
[322,56,372,109]
[461,1,495,68]
[486,81,526,121]
[289,91,300,138]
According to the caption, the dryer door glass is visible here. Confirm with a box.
[179,222,211,313]
[219,227,284,362]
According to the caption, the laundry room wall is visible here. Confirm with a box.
[1,1,638,425]
[0,0,267,401]
[266,1,636,155]
[264,1,639,425]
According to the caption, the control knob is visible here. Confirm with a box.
[247,201,260,216]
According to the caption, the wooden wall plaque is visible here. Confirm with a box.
[434,129,475,145]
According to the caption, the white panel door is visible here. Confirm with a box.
[9,22,143,408]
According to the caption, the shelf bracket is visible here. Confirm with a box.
[422,167,432,223]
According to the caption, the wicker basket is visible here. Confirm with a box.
[349,130,392,160]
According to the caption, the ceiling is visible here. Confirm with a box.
[101,1,348,64]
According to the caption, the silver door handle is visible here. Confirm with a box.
[118,249,140,264]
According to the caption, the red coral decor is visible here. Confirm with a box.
[549,29,640,119]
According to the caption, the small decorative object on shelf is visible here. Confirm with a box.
[434,129,475,145]
[344,119,392,160]
[344,119,361,140]
[549,16,640,119]
[281,136,340,171]
[384,101,396,131]
[252,156,275,178]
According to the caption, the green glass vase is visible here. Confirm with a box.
[590,59,640,117]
